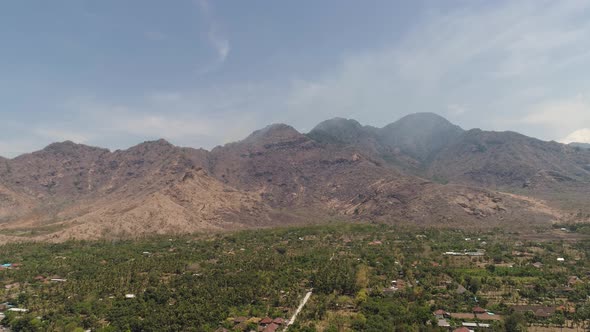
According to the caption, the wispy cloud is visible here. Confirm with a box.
[281,0,590,135]
[196,0,230,65]
[5,0,590,157]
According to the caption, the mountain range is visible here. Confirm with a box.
[1,113,589,242]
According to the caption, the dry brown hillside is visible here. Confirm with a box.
[0,116,582,242]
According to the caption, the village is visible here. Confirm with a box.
[0,223,588,331]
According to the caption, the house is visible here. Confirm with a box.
[453,327,472,332]
[464,322,490,328]
[476,313,502,321]
[532,262,543,268]
[472,306,486,314]
[272,318,285,325]
[368,240,383,246]
[557,257,565,262]
[8,308,28,313]
[50,278,67,282]
[124,294,136,299]
[450,313,477,320]
[262,323,279,332]
[260,317,273,325]
[433,309,449,318]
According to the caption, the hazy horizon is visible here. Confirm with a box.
[1,111,583,159]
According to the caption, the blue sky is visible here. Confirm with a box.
[2,0,590,157]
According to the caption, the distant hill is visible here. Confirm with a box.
[1,113,587,242]
[570,142,590,149]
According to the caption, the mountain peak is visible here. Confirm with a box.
[243,124,303,143]
[136,138,174,148]
[312,117,363,131]
[44,140,80,149]
[122,139,178,156]
[40,141,109,156]
[388,112,459,128]
[379,113,464,161]
[308,118,376,146]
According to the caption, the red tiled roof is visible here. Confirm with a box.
[476,313,502,321]
[260,317,273,324]
[272,318,284,325]
[473,306,486,313]
[454,328,471,332]
[263,323,279,332]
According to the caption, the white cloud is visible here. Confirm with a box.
[561,128,590,144]
[208,28,230,62]
[523,94,590,136]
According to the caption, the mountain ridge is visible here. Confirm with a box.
[0,113,588,242]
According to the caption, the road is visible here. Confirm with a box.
[285,290,313,330]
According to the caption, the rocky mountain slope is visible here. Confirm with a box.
[310,114,590,204]
[0,114,586,242]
